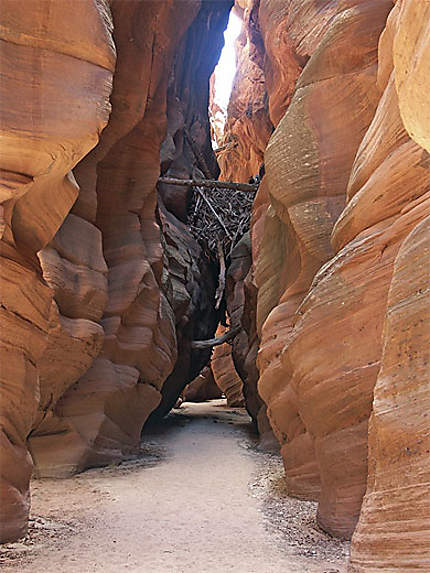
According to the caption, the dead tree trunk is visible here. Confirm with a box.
[158,177,258,193]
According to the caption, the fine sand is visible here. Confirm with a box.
[0,400,349,572]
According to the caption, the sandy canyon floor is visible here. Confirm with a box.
[1,400,349,572]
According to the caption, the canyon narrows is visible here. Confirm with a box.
[0,1,429,572]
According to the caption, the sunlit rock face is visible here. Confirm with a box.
[215,2,273,183]
[222,0,429,558]
[254,0,393,537]
[348,2,430,569]
[0,0,231,541]
[0,0,115,542]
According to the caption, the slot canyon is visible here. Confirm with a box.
[0,0,429,571]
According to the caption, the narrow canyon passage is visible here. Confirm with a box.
[0,1,429,570]
[1,401,348,573]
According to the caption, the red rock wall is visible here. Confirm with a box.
[348,2,430,569]
[216,1,272,183]
[211,325,244,407]
[28,0,202,477]
[0,0,114,542]
[0,0,232,542]
[259,0,394,536]
[221,0,429,564]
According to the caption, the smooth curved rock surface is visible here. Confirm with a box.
[182,366,222,403]
[348,217,430,572]
[0,0,114,541]
[1,0,232,540]
[257,1,393,531]
[348,3,430,569]
[211,325,244,407]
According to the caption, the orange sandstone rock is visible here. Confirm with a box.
[212,325,244,407]
[348,3,430,569]
[216,0,272,183]
[183,366,222,403]
[257,1,393,526]
[1,0,231,541]
[0,0,114,541]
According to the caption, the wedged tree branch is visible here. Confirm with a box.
[191,325,241,350]
[158,176,258,193]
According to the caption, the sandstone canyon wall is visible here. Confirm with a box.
[211,325,244,407]
[219,0,429,567]
[348,3,430,569]
[0,0,115,542]
[1,0,428,565]
[0,0,231,542]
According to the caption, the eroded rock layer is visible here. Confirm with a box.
[219,0,429,565]
[348,2,430,569]
[0,0,231,541]
[211,325,244,407]
[0,0,114,541]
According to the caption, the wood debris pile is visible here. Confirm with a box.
[187,185,255,259]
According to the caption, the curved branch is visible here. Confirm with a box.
[191,325,241,350]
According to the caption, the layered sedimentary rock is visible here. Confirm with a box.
[211,325,244,407]
[28,0,202,477]
[348,2,430,569]
[257,0,393,535]
[222,0,429,556]
[1,0,231,541]
[0,0,114,541]
[349,219,430,572]
[215,2,272,183]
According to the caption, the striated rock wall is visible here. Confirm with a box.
[259,0,394,536]
[0,0,115,542]
[215,1,272,183]
[211,325,244,407]
[221,0,429,564]
[348,2,430,569]
[28,0,203,477]
[0,0,232,542]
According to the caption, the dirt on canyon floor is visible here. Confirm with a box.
[0,400,349,573]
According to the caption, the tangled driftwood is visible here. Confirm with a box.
[186,184,255,259]
[188,181,255,311]
[158,176,258,193]
[158,175,256,319]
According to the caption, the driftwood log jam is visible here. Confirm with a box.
[196,187,233,240]
[158,177,259,193]
[191,325,241,349]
